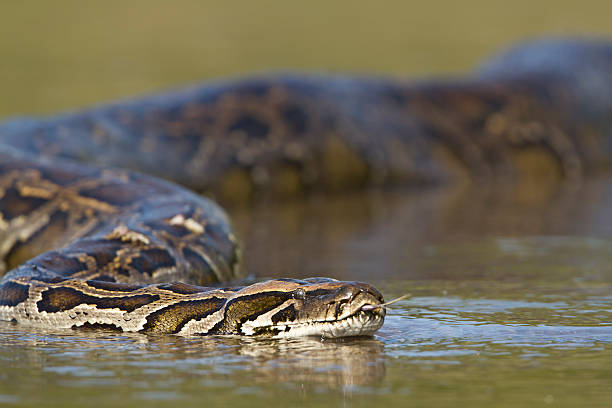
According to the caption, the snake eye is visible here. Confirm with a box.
[292,288,306,300]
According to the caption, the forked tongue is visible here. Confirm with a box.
[361,294,410,311]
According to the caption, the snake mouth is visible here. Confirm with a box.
[316,307,385,338]
[262,304,386,339]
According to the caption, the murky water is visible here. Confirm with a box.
[1,180,610,407]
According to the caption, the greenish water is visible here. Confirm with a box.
[1,1,612,119]
[1,182,611,407]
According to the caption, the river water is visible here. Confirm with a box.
[1,179,610,407]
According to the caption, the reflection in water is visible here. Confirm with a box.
[234,337,385,387]
[233,177,612,281]
[0,324,385,403]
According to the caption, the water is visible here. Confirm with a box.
[1,180,610,407]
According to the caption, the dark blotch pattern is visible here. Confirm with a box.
[129,248,175,276]
[158,282,206,295]
[69,239,125,269]
[141,297,225,334]
[5,210,69,270]
[115,267,131,277]
[0,186,49,220]
[281,105,308,134]
[79,182,143,207]
[212,291,290,334]
[0,281,30,307]
[182,247,216,284]
[34,253,88,277]
[303,288,335,299]
[39,166,96,186]
[85,280,144,292]
[229,115,269,139]
[35,276,68,284]
[271,304,297,324]
[37,287,159,313]
[93,275,116,282]
[252,327,281,337]
[200,222,237,268]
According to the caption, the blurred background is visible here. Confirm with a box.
[1,0,611,119]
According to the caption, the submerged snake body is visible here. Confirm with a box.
[0,39,611,337]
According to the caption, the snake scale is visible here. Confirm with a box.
[0,38,611,338]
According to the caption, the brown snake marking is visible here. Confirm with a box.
[0,38,611,337]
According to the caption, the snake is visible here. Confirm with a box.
[0,38,611,338]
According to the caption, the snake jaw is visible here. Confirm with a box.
[259,307,385,339]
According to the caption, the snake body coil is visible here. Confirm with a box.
[0,39,611,337]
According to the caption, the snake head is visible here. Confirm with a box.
[210,278,385,338]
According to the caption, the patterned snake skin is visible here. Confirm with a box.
[0,38,611,337]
